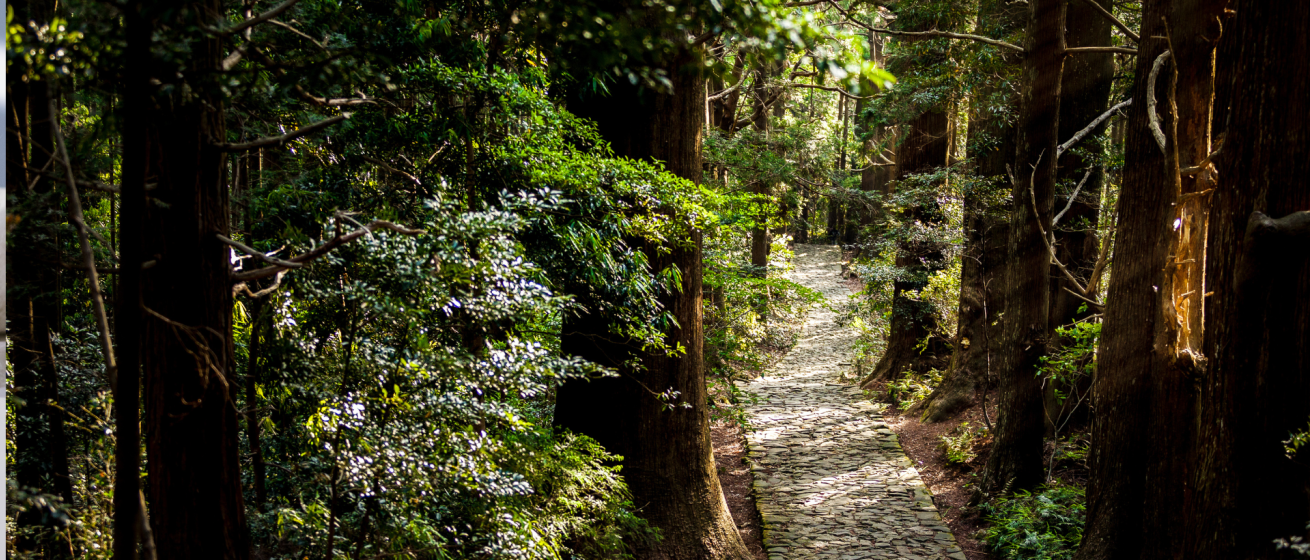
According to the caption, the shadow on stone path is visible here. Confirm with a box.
[742,245,966,560]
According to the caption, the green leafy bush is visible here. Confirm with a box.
[939,422,988,465]
[517,432,658,559]
[887,368,942,411]
[980,485,1086,560]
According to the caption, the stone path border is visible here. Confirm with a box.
[742,245,967,560]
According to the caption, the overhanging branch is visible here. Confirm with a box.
[826,0,1025,52]
[232,215,426,282]
[1074,0,1140,42]
[1058,99,1131,156]
[215,114,349,151]
[790,82,872,100]
[216,0,300,35]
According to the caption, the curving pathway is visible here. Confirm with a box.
[742,244,966,560]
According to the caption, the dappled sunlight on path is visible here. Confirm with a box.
[742,245,966,560]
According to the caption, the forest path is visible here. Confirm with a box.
[741,244,966,560]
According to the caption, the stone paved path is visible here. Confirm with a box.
[742,245,966,560]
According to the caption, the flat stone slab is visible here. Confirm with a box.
[742,244,965,560]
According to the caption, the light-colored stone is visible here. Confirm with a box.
[742,245,964,560]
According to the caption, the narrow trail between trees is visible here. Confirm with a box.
[742,244,966,560]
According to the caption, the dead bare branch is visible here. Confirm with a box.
[216,0,300,36]
[1025,151,1098,301]
[1147,49,1172,156]
[360,155,423,187]
[1065,46,1138,55]
[268,18,327,51]
[1057,99,1131,156]
[215,114,349,151]
[790,82,872,100]
[708,73,748,102]
[1052,167,1096,227]
[234,269,288,298]
[232,216,426,282]
[1075,0,1140,42]
[217,234,304,269]
[1180,139,1223,174]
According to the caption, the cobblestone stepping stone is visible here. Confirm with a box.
[742,245,966,560]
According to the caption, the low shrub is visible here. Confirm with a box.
[980,484,1086,560]
[939,422,988,465]
[887,368,942,411]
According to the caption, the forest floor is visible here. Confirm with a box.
[734,244,969,560]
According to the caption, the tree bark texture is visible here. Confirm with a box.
[912,0,1024,423]
[556,47,751,560]
[862,109,950,388]
[981,0,1065,494]
[1190,1,1310,557]
[138,2,250,558]
[1073,1,1228,557]
[750,62,782,277]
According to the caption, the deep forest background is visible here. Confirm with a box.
[5,0,1310,559]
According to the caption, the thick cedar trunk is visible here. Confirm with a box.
[556,49,751,560]
[862,108,949,387]
[1190,2,1310,558]
[826,197,841,244]
[1073,1,1227,558]
[1072,6,1171,556]
[138,2,249,557]
[115,1,148,557]
[913,0,1023,423]
[981,0,1064,494]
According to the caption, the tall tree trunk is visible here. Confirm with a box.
[1190,2,1310,558]
[861,108,950,387]
[1073,1,1228,557]
[115,1,150,557]
[750,62,779,277]
[556,46,751,560]
[912,0,1024,423]
[137,1,249,557]
[980,0,1065,494]
[860,5,970,389]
